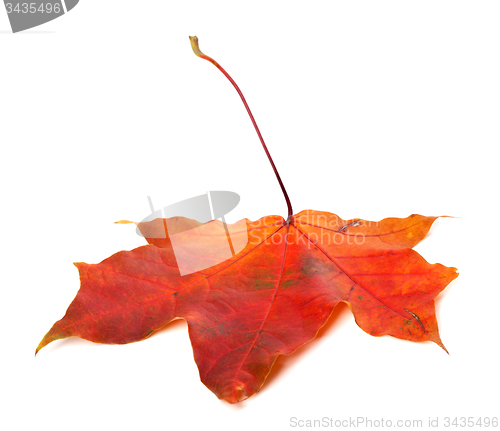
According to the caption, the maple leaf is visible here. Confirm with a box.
[36,37,458,404]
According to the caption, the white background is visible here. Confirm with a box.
[1,1,499,430]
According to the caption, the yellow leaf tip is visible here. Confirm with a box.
[115,220,133,224]
[188,35,217,66]
[35,340,44,356]
[189,35,203,57]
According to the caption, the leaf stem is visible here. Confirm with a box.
[189,36,293,221]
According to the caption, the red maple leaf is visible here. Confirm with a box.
[36,37,458,404]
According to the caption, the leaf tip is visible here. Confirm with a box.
[35,340,45,356]
[189,35,201,57]
[189,35,217,66]
[114,220,134,224]
[439,342,450,355]
[189,36,206,58]
[430,331,449,355]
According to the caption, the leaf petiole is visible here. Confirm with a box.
[189,36,293,221]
